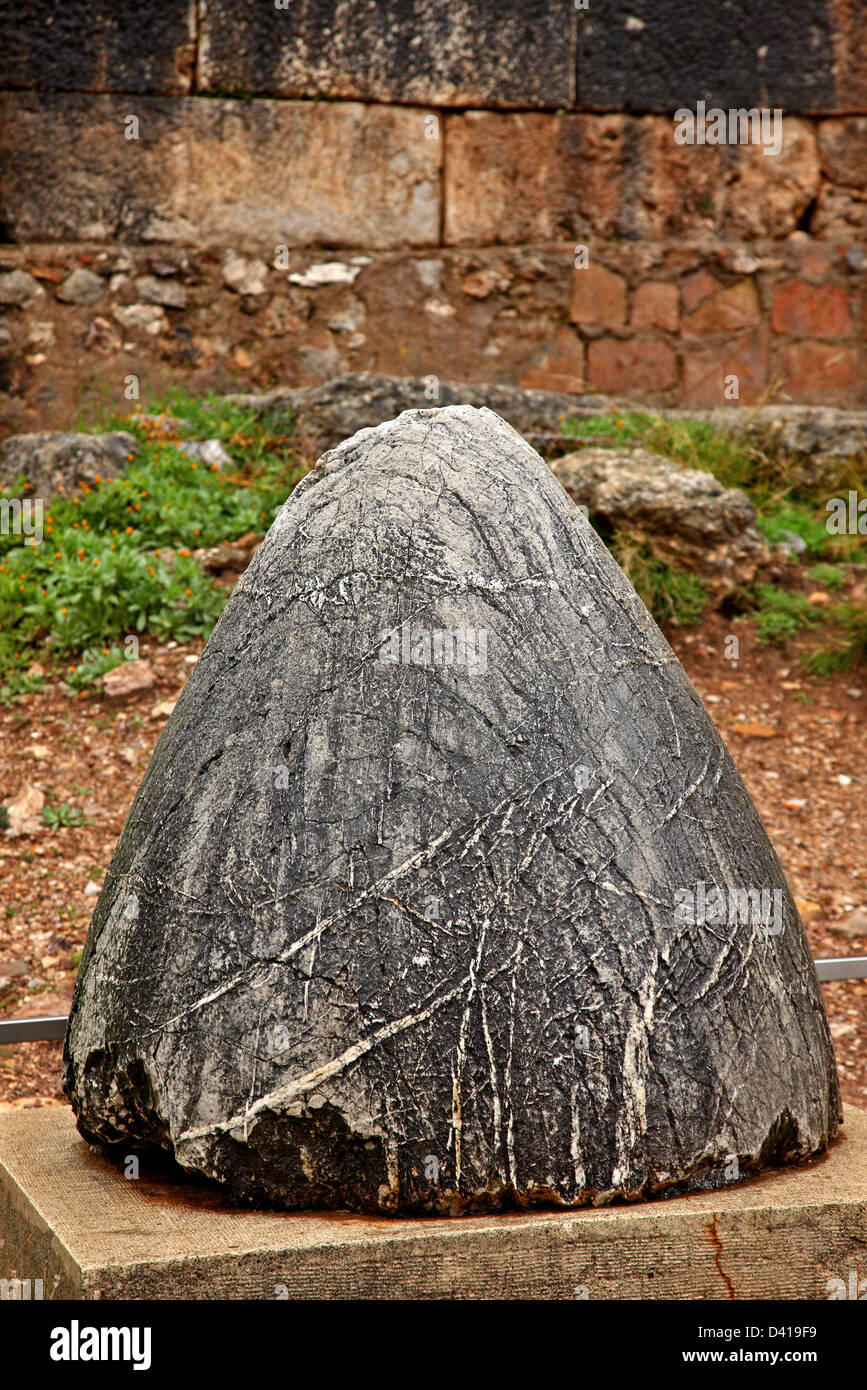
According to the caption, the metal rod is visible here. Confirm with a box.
[814,957,867,982]
[0,1016,68,1044]
[1,959,866,1042]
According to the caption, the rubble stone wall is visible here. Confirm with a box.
[1,1,865,425]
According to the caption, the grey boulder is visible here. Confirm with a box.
[64,405,840,1215]
[0,431,139,500]
[551,446,769,594]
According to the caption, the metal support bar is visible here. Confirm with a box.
[814,957,867,982]
[0,1015,68,1044]
[1,959,865,1043]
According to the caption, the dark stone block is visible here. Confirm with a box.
[0,0,196,94]
[577,0,836,113]
[199,0,576,108]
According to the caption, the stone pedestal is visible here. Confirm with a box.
[1,1106,865,1300]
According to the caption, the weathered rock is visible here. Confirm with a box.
[665,403,867,486]
[223,373,867,483]
[3,784,44,837]
[221,257,269,297]
[134,275,186,309]
[0,431,139,500]
[102,661,155,701]
[577,1,837,112]
[64,405,840,1215]
[112,304,168,337]
[175,439,232,469]
[551,446,769,594]
[287,261,363,289]
[0,269,44,307]
[443,112,819,244]
[224,372,610,458]
[56,268,105,306]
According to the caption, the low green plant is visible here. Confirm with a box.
[0,670,45,705]
[758,505,832,556]
[752,586,822,644]
[807,563,847,591]
[607,534,709,626]
[802,602,867,674]
[561,409,768,492]
[41,802,88,830]
[0,391,306,684]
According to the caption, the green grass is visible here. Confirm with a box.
[758,505,833,556]
[752,586,823,645]
[561,408,866,565]
[561,409,767,492]
[1,392,862,691]
[0,391,305,691]
[606,535,709,626]
[802,603,867,675]
[807,563,847,591]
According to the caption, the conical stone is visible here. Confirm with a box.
[63,406,841,1214]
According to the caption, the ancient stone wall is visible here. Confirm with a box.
[1,1,865,425]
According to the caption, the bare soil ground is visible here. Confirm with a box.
[1,616,864,1121]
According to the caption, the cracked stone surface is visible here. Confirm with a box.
[64,405,841,1215]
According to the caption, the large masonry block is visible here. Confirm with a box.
[443,112,819,245]
[0,0,196,95]
[577,0,840,113]
[198,0,577,110]
[0,95,441,249]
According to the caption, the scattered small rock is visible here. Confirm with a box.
[461,267,508,299]
[776,529,807,555]
[414,259,443,289]
[0,960,29,978]
[4,785,45,835]
[102,661,156,699]
[113,303,169,336]
[176,439,232,468]
[836,908,867,939]
[222,256,269,296]
[327,298,366,333]
[28,321,56,348]
[424,297,457,319]
[288,261,360,288]
[830,1019,856,1039]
